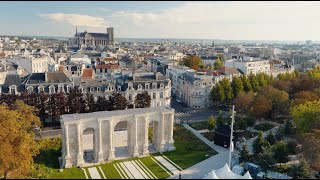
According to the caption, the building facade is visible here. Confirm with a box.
[72,27,114,47]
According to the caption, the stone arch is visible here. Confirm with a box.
[81,127,97,163]
[147,119,160,153]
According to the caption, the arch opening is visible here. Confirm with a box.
[113,121,130,159]
[148,121,159,153]
[82,128,95,163]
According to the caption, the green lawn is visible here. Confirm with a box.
[188,121,208,130]
[163,124,218,169]
[48,167,86,179]
[139,156,171,179]
[201,131,215,141]
[100,163,122,179]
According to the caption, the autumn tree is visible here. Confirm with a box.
[293,91,319,106]
[66,86,83,114]
[299,129,320,169]
[135,91,151,108]
[110,92,128,110]
[290,100,320,135]
[251,95,272,122]
[233,91,254,116]
[181,55,203,70]
[231,76,244,97]
[0,101,40,179]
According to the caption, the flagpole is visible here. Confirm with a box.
[228,105,235,167]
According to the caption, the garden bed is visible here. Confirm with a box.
[188,121,208,130]
[200,132,215,141]
[254,123,275,132]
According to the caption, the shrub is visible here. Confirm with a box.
[244,117,255,127]
[287,141,297,155]
[254,123,275,132]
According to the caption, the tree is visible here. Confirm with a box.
[275,126,284,141]
[251,95,272,122]
[110,93,128,110]
[290,100,320,135]
[256,148,275,175]
[253,131,267,154]
[135,91,151,108]
[265,131,276,146]
[214,59,224,69]
[211,82,225,103]
[95,96,109,111]
[272,141,289,164]
[286,140,297,155]
[181,55,203,70]
[288,159,312,179]
[293,91,319,106]
[233,91,254,116]
[0,101,40,179]
[220,78,234,101]
[66,86,83,114]
[257,73,268,87]
[217,110,223,125]
[239,144,251,163]
[249,74,259,92]
[241,75,252,92]
[231,76,244,97]
[299,129,320,170]
[208,115,217,131]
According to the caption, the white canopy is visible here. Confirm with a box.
[202,163,252,179]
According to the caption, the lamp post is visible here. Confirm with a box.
[228,105,235,167]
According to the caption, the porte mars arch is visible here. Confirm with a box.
[60,106,175,168]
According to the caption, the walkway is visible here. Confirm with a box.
[183,123,228,154]
[154,156,180,175]
[165,123,230,179]
[88,167,102,179]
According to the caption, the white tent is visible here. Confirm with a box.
[202,163,252,179]
[241,171,253,179]
[202,170,219,179]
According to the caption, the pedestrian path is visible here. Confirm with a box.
[88,167,102,179]
[154,156,180,175]
[113,159,159,179]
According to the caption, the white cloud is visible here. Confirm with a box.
[107,1,320,40]
[39,13,108,28]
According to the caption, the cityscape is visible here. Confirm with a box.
[0,1,320,179]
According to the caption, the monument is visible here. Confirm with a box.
[60,106,175,168]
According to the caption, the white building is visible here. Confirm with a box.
[225,58,270,75]
[31,57,49,73]
[166,65,195,95]
[70,52,91,64]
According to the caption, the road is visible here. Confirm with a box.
[170,97,221,123]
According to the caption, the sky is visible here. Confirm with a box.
[1,1,320,41]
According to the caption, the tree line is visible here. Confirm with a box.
[0,87,151,127]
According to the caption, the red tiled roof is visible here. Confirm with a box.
[82,68,94,79]
[96,64,119,69]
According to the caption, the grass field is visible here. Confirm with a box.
[163,124,218,169]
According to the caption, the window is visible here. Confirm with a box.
[160,92,163,99]
[129,94,132,101]
[145,83,149,89]
[97,87,100,92]
[58,85,64,93]
[118,86,121,91]
[152,83,157,89]
[153,93,156,99]
[27,86,33,94]
[138,84,142,90]
[49,86,55,94]
[90,87,94,92]
[160,83,164,88]
[38,86,44,93]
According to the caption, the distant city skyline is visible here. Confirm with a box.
[1,1,320,41]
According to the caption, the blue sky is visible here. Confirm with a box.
[1,1,320,41]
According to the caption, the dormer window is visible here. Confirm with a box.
[97,87,100,92]
[145,83,149,89]
[9,85,17,95]
[38,86,44,93]
[118,86,121,91]
[129,94,132,101]
[90,87,94,92]
[49,85,55,94]
[160,83,164,88]
[160,92,163,99]
[138,84,142,90]
[27,86,33,94]
[153,93,156,99]
[152,83,157,89]
[58,85,64,93]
